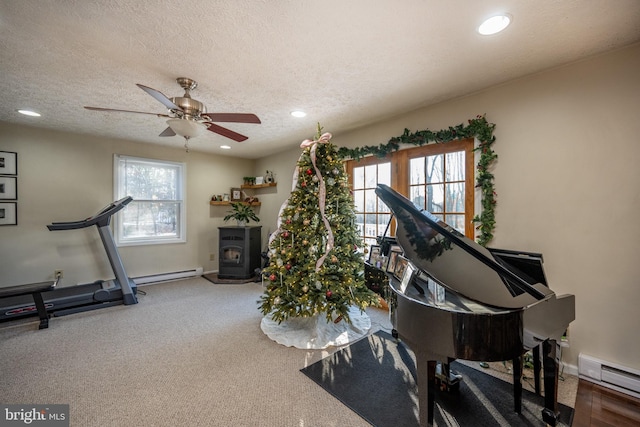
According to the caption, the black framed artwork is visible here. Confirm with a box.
[0,151,17,175]
[0,176,17,200]
[0,202,17,226]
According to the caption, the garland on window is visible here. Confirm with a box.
[336,115,497,246]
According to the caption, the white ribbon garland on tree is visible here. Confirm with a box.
[300,133,335,272]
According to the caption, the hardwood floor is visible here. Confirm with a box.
[572,379,640,426]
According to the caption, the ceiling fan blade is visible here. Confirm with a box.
[159,127,176,137]
[84,106,170,117]
[205,123,248,142]
[201,113,261,124]
[137,84,181,111]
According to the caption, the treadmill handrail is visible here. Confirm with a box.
[47,196,133,231]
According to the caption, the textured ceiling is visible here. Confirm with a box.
[1,1,639,158]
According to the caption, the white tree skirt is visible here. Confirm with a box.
[260,306,371,349]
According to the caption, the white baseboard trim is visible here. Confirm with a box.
[134,267,203,286]
[579,353,640,398]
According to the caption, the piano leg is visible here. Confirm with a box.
[416,358,437,426]
[513,355,523,414]
[533,345,542,395]
[541,339,560,426]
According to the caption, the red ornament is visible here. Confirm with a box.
[282,231,289,238]
[285,263,292,270]
[326,290,332,298]
[301,181,307,187]
[306,169,313,175]
[269,274,276,281]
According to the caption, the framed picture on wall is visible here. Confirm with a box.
[0,176,17,200]
[0,202,17,226]
[0,151,17,175]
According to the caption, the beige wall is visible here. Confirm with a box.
[0,124,255,286]
[259,43,640,373]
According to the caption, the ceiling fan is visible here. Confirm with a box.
[85,77,261,146]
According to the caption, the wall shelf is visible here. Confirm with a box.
[211,182,275,206]
[210,201,261,206]
[241,183,277,190]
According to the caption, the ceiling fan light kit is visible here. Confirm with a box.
[85,77,261,148]
[166,118,206,138]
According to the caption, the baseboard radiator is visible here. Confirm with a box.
[133,267,203,285]
[578,353,640,398]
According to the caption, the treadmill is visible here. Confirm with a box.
[0,197,138,323]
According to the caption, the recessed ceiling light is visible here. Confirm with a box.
[220,145,231,150]
[478,14,511,35]
[17,109,41,117]
[290,110,306,118]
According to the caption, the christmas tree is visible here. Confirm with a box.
[259,125,380,325]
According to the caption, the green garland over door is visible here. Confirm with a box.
[336,115,497,246]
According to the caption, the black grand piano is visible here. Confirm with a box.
[375,184,575,426]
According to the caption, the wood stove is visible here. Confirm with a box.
[218,226,262,279]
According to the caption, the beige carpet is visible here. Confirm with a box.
[0,277,577,426]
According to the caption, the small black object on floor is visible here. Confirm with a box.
[300,331,574,427]
[202,273,256,285]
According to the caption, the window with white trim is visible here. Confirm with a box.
[114,155,186,246]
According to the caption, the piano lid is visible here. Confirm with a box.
[375,184,553,309]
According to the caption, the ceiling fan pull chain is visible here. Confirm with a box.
[184,136,190,152]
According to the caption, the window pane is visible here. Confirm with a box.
[378,163,391,186]
[353,166,365,189]
[410,158,425,185]
[121,201,180,239]
[364,214,378,237]
[364,189,377,212]
[364,164,377,188]
[410,185,426,209]
[445,214,466,234]
[445,182,465,212]
[426,154,444,183]
[123,161,180,200]
[353,190,364,212]
[426,184,444,213]
[445,151,465,182]
[378,213,391,236]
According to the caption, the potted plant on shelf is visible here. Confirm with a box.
[223,202,260,227]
